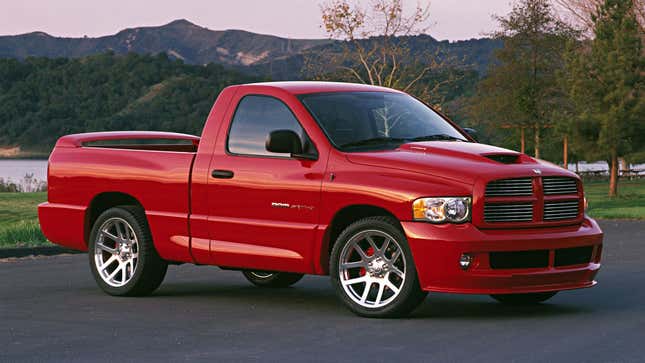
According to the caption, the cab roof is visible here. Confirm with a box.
[241,81,403,95]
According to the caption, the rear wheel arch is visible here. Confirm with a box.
[85,192,145,246]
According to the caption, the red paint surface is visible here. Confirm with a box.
[39,82,603,294]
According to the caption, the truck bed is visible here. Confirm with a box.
[39,131,200,262]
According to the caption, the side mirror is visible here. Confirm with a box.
[266,130,317,160]
[463,127,478,141]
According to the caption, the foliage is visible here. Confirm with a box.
[0,174,46,192]
[0,53,257,151]
[469,0,577,158]
[563,0,644,196]
[554,0,645,35]
[319,0,436,91]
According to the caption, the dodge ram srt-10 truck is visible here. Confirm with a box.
[39,81,603,318]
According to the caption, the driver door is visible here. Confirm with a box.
[206,93,325,273]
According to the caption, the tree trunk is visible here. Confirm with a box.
[563,135,568,169]
[609,150,618,197]
[520,128,525,154]
[534,124,540,159]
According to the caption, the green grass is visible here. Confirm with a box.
[0,180,642,249]
[0,192,49,248]
[584,179,645,220]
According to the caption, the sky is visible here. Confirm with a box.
[0,0,514,41]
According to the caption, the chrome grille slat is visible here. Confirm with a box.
[544,200,579,221]
[485,178,532,197]
[484,203,533,222]
[543,177,577,195]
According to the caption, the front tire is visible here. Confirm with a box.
[490,292,558,305]
[330,216,427,318]
[89,206,167,296]
[242,271,304,288]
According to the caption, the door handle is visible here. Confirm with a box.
[211,169,234,179]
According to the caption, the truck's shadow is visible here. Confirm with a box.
[152,280,592,319]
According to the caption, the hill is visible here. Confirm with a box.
[0,19,330,67]
[0,19,501,78]
[0,53,257,151]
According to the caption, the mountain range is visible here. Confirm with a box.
[0,19,501,79]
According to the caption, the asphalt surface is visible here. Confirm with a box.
[1,220,644,362]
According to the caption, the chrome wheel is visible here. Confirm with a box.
[93,217,139,288]
[338,229,406,309]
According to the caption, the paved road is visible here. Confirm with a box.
[2,220,644,362]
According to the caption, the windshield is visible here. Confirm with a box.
[299,92,468,151]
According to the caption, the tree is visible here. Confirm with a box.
[470,0,576,158]
[318,0,449,92]
[554,0,645,35]
[564,0,644,197]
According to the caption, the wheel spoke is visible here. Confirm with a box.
[390,265,405,278]
[360,281,372,303]
[107,263,123,281]
[385,280,400,294]
[101,230,120,243]
[375,282,385,305]
[340,261,364,270]
[99,255,118,271]
[342,276,368,287]
[365,235,378,253]
[389,249,401,264]
[96,242,117,254]
[353,245,369,260]
[380,238,391,256]
[115,222,126,240]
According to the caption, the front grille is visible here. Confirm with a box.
[543,177,578,195]
[484,203,533,222]
[483,176,581,225]
[544,200,579,221]
[485,178,533,197]
[554,246,593,267]
[490,250,549,269]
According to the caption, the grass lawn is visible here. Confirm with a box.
[0,179,642,249]
[584,179,645,220]
[0,192,49,248]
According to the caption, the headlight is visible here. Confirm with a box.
[413,197,471,223]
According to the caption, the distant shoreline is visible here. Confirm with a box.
[0,146,49,159]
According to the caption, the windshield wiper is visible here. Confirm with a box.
[340,137,410,149]
[409,134,465,142]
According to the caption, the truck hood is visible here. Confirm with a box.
[346,141,576,186]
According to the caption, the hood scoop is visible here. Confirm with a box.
[484,153,521,164]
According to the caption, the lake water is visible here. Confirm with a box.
[0,159,642,184]
[0,159,48,182]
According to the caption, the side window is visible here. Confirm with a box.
[228,95,311,157]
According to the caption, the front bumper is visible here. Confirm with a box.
[402,217,603,294]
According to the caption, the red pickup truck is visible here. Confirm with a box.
[39,82,603,317]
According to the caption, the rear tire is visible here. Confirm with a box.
[330,216,427,318]
[89,206,167,296]
[490,291,558,305]
[242,271,304,288]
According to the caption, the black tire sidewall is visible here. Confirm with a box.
[330,216,427,318]
[88,206,166,296]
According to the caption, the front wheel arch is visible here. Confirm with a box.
[320,204,402,275]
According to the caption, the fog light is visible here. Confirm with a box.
[459,254,473,270]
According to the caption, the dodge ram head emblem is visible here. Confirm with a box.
[533,169,542,175]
